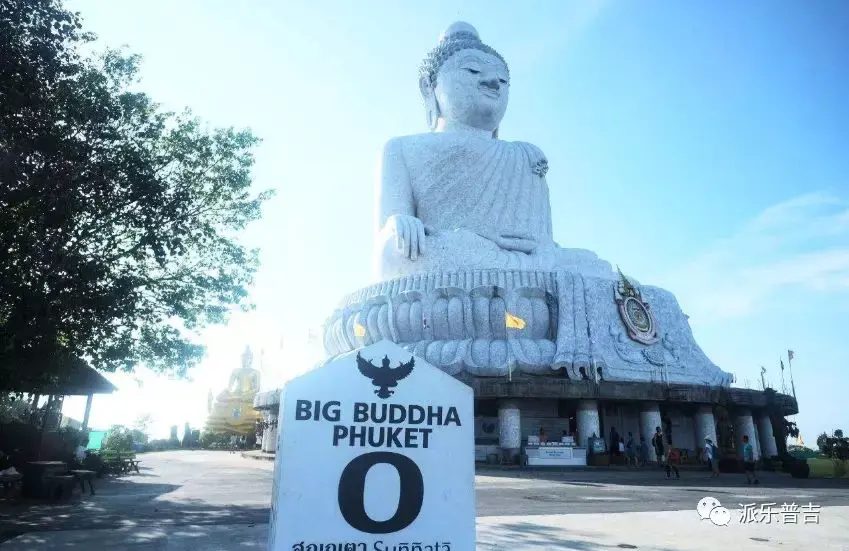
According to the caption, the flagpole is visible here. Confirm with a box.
[779,356,786,395]
[787,352,797,400]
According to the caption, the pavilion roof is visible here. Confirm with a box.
[8,356,118,396]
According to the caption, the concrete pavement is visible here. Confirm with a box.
[477,508,849,550]
[5,509,848,550]
[1,451,847,550]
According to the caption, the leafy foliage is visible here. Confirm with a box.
[102,424,135,452]
[132,413,154,435]
[199,431,231,449]
[55,425,85,447]
[816,432,827,453]
[817,429,849,461]
[0,0,271,390]
[145,438,180,452]
[783,419,800,439]
[129,428,148,446]
[0,393,31,423]
[787,444,819,459]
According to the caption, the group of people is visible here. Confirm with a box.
[607,426,678,476]
[607,427,650,468]
[606,426,760,483]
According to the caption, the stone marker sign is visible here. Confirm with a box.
[268,340,474,551]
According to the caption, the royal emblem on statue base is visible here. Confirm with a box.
[614,267,659,345]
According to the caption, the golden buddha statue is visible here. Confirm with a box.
[204,345,262,436]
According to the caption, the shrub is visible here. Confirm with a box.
[103,425,134,452]
[787,445,819,460]
[144,438,182,452]
[789,461,810,478]
[199,431,231,449]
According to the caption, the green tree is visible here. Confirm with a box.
[0,0,272,391]
[817,432,829,455]
[0,393,31,423]
[133,413,154,435]
[129,429,148,446]
[818,429,849,461]
[103,425,134,452]
[786,444,818,459]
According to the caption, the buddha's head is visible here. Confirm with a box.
[419,22,509,136]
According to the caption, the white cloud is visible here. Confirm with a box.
[662,192,849,320]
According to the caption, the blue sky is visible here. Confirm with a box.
[62,0,848,443]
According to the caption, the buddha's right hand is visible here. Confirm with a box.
[493,234,538,254]
[383,214,427,261]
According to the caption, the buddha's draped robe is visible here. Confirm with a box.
[410,134,553,247]
[377,133,615,281]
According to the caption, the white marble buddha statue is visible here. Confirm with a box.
[375,22,616,282]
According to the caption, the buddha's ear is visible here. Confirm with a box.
[419,76,439,131]
[418,75,433,99]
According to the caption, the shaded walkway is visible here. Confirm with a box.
[0,452,271,542]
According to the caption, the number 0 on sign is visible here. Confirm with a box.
[268,340,475,551]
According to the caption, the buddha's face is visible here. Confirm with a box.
[431,49,509,132]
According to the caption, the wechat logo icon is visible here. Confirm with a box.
[697,496,731,526]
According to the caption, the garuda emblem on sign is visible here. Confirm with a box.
[356,352,415,399]
[614,267,658,345]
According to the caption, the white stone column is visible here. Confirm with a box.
[82,393,94,432]
[640,402,662,462]
[693,405,717,449]
[758,413,778,458]
[497,400,521,458]
[259,414,267,450]
[260,412,270,451]
[262,412,279,453]
[576,400,600,448]
[733,408,758,460]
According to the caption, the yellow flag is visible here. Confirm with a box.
[505,312,526,330]
[353,322,366,337]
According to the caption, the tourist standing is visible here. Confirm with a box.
[625,433,636,467]
[638,436,649,467]
[652,427,664,468]
[609,427,620,458]
[742,435,759,484]
[653,426,680,479]
[703,437,719,477]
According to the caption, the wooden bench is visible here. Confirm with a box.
[69,469,97,495]
[42,474,75,500]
